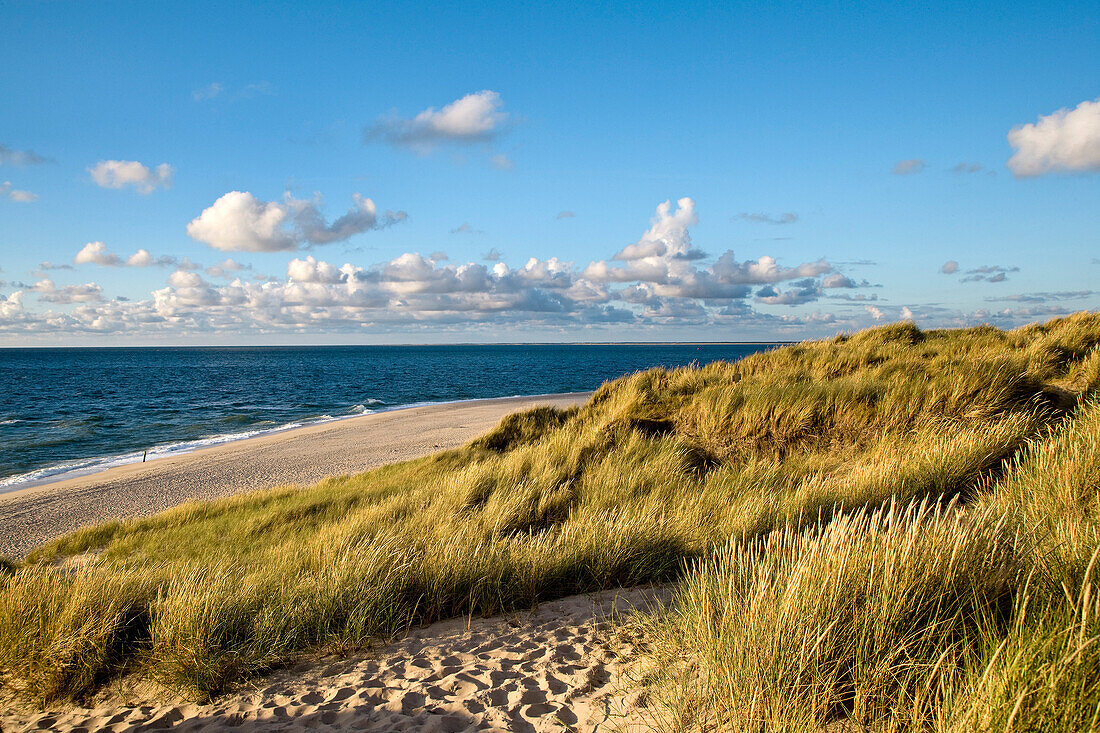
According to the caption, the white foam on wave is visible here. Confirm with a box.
[0,419,21,425]
[349,399,385,414]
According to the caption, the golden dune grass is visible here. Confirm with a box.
[2,312,1099,731]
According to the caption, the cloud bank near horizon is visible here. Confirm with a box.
[1,194,1083,343]
[0,198,927,341]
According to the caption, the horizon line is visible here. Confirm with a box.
[0,341,794,349]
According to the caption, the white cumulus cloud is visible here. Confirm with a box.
[822,273,857,288]
[584,199,831,304]
[187,191,295,252]
[711,253,831,284]
[88,160,174,194]
[613,198,699,261]
[0,291,24,318]
[365,90,509,151]
[126,249,156,267]
[1007,98,1100,177]
[74,242,180,268]
[186,191,406,252]
[287,256,346,284]
[168,270,203,288]
[74,241,121,266]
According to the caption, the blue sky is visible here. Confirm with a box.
[1,0,1097,344]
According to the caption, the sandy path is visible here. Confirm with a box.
[2,586,667,733]
[0,393,590,559]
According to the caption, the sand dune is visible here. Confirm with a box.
[0,393,590,558]
[2,586,668,732]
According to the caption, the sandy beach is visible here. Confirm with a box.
[1,585,668,732]
[0,393,590,559]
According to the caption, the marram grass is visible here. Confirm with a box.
[1,312,1099,731]
[640,399,1100,731]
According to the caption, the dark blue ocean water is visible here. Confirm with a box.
[0,344,775,490]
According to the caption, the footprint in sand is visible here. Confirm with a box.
[0,586,670,733]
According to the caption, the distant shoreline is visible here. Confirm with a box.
[1,344,775,497]
[0,392,591,558]
[0,392,591,496]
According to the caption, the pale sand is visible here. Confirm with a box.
[0,393,590,559]
[2,586,669,733]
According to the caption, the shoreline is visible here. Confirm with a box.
[0,392,591,559]
[0,392,588,496]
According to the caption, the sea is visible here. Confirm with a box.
[0,344,776,492]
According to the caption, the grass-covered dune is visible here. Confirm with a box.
[3,313,1100,729]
